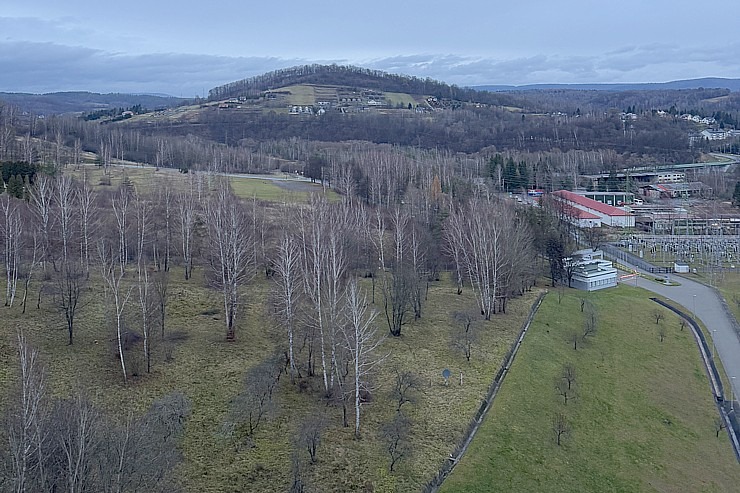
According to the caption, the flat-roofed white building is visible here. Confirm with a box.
[570,258,618,291]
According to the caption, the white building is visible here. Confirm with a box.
[701,129,728,140]
[553,190,635,228]
[656,171,685,183]
[673,262,690,273]
[570,258,618,291]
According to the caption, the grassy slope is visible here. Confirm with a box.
[442,285,740,493]
[277,84,318,106]
[0,263,538,492]
[383,92,420,107]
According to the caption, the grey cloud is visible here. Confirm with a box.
[0,42,310,95]
[3,40,740,96]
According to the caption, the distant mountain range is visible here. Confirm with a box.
[0,91,187,115]
[472,78,740,92]
[2,70,739,117]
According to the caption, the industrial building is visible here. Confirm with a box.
[552,190,635,228]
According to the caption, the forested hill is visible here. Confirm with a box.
[0,91,186,115]
[207,64,520,107]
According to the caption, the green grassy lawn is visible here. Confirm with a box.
[0,266,539,492]
[441,285,740,493]
[383,92,419,108]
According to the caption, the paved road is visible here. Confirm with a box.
[624,269,740,401]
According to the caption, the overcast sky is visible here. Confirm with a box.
[3,0,740,96]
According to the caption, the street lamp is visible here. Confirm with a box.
[712,329,717,360]
[693,294,697,318]
[732,376,737,414]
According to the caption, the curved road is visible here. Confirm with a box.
[626,267,740,402]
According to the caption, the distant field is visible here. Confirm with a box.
[384,92,420,108]
[441,285,740,493]
[62,165,337,203]
[275,84,317,106]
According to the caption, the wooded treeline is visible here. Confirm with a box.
[1,73,714,180]
[207,64,521,108]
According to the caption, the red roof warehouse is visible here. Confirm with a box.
[552,190,635,228]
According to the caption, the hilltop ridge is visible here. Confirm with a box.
[207,64,517,107]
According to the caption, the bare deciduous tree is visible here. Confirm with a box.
[325,204,349,391]
[343,280,386,438]
[55,260,87,345]
[156,180,175,272]
[111,185,131,275]
[76,172,97,276]
[392,368,422,413]
[408,219,427,319]
[297,414,325,463]
[176,179,197,280]
[444,198,529,321]
[381,412,412,472]
[52,393,102,493]
[715,417,727,438]
[99,239,134,384]
[6,331,48,493]
[29,174,54,272]
[441,203,465,295]
[451,310,478,362]
[383,264,413,337]
[296,196,329,391]
[134,193,154,372]
[205,182,254,341]
[231,356,282,438]
[152,268,169,339]
[273,228,302,383]
[97,391,191,492]
[2,196,22,306]
[582,300,598,340]
[20,233,41,314]
[54,175,75,265]
[289,450,307,493]
[552,413,570,446]
[373,208,412,337]
[570,331,580,350]
[653,309,665,325]
[555,378,573,405]
[562,362,576,390]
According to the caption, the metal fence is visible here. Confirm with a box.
[602,244,672,273]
